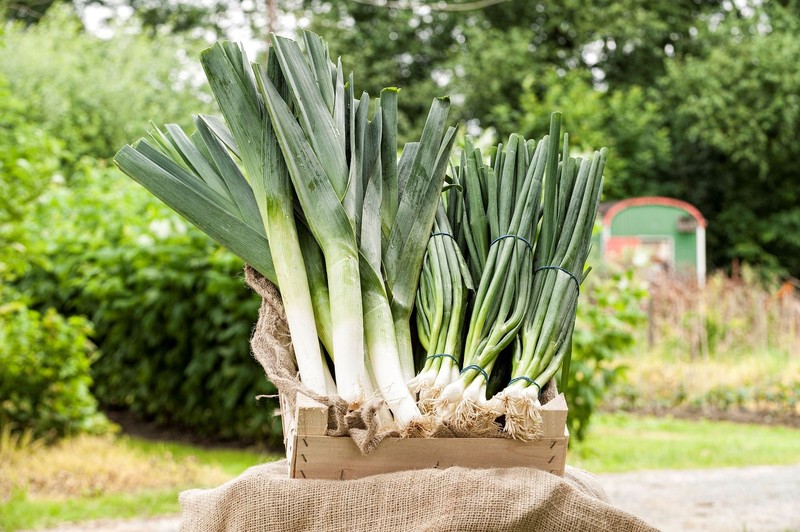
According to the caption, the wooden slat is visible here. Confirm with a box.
[293,435,568,480]
[278,393,295,463]
[295,393,328,435]
[541,393,568,438]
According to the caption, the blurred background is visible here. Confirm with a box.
[1,0,799,530]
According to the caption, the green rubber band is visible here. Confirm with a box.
[461,364,489,382]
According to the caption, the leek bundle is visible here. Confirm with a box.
[116,33,454,430]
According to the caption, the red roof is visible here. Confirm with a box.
[601,196,707,228]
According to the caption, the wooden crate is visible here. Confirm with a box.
[279,392,569,480]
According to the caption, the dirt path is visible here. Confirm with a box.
[37,464,800,531]
[599,464,800,531]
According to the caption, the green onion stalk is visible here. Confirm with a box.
[437,133,546,424]
[492,117,607,440]
[409,204,473,407]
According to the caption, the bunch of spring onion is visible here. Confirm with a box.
[115,32,455,430]
[408,203,473,407]
[433,133,546,422]
[411,114,606,437]
[493,126,606,440]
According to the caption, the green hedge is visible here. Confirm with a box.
[19,164,282,446]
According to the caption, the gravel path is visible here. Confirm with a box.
[599,464,800,531]
[35,464,800,531]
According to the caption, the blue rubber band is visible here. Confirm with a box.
[460,364,489,383]
[490,234,533,253]
[508,376,541,395]
[424,353,459,366]
[534,265,580,293]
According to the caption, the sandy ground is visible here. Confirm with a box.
[35,464,800,531]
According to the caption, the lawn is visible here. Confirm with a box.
[2,413,800,531]
[570,413,800,472]
[0,435,280,531]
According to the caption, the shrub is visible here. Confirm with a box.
[18,163,281,445]
[566,267,647,441]
[0,75,64,282]
[0,290,110,440]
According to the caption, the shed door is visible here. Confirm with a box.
[606,235,675,271]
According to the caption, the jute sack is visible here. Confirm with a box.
[179,459,657,531]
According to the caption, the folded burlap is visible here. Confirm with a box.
[179,459,656,532]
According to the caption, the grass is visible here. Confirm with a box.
[1,488,180,531]
[571,412,800,473]
[3,412,800,530]
[123,437,276,477]
[0,434,279,531]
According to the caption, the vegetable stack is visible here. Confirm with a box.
[115,32,606,440]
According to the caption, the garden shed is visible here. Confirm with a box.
[598,196,707,284]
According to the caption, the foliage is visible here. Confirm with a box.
[565,266,647,441]
[609,268,800,424]
[658,24,800,275]
[0,5,209,162]
[0,435,276,531]
[16,163,281,445]
[609,347,800,424]
[0,76,65,284]
[0,289,110,441]
[646,266,800,358]
[0,432,229,502]
[0,72,109,442]
[300,0,727,135]
[2,0,267,42]
[517,70,670,198]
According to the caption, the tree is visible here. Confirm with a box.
[1,0,59,24]
[2,0,230,35]
[0,6,209,161]
[300,0,728,136]
[658,23,800,275]
[514,69,670,198]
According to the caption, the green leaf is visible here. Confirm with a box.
[270,33,349,200]
[114,145,277,283]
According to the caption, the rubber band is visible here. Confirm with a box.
[429,232,457,243]
[534,265,580,293]
[508,376,541,395]
[460,364,489,383]
[424,353,459,366]
[490,234,533,253]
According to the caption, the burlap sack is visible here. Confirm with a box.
[179,459,656,531]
